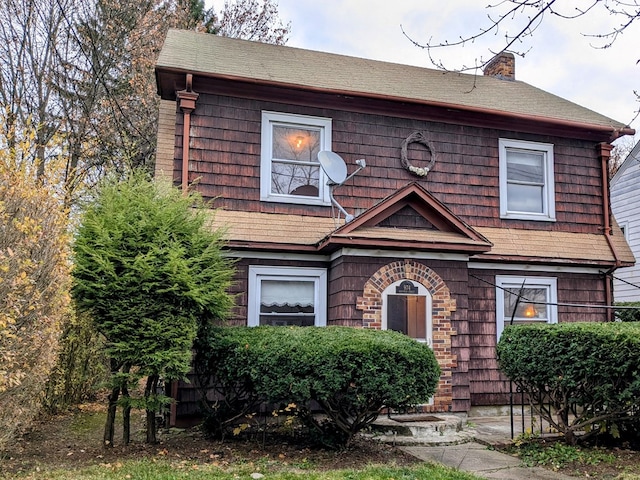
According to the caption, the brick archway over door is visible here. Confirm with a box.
[356,259,457,412]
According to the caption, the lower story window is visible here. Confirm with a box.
[495,275,557,340]
[248,266,327,327]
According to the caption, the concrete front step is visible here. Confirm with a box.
[367,414,477,446]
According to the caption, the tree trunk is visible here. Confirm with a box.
[103,360,122,448]
[122,365,131,446]
[103,386,120,448]
[145,375,159,444]
[36,142,46,182]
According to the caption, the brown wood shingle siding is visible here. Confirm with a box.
[177,92,605,234]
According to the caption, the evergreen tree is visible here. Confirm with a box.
[72,171,234,445]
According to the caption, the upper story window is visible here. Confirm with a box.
[495,275,558,341]
[499,138,556,221]
[619,221,629,241]
[260,111,332,205]
[248,266,327,327]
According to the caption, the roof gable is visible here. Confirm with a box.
[318,183,492,253]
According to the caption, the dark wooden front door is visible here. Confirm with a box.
[387,294,427,339]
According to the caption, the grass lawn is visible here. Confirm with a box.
[3,459,483,479]
[1,405,483,480]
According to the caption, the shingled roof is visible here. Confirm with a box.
[207,209,634,267]
[156,29,631,134]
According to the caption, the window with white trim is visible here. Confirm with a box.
[499,138,555,221]
[620,221,629,241]
[495,276,558,340]
[260,111,332,205]
[248,266,327,327]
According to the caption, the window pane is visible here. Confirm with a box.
[507,183,543,213]
[272,126,321,162]
[503,287,548,321]
[260,280,315,308]
[387,295,408,334]
[259,279,316,327]
[507,151,544,183]
[259,314,316,327]
[271,162,320,196]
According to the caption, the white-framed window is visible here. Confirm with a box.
[620,221,629,241]
[495,275,558,340]
[248,266,327,327]
[499,138,555,221]
[260,111,332,205]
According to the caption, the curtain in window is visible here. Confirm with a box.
[260,280,314,308]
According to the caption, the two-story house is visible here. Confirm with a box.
[611,141,640,303]
[154,29,634,419]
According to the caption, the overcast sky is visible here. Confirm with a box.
[209,0,640,143]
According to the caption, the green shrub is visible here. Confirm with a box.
[43,310,110,413]
[194,325,263,440]
[194,326,440,448]
[497,322,640,445]
[510,441,616,469]
[614,302,640,322]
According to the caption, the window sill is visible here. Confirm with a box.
[500,212,556,222]
[261,195,331,207]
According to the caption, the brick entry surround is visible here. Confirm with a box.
[356,259,457,412]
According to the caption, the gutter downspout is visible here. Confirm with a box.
[169,75,199,428]
[598,142,621,322]
[177,74,199,194]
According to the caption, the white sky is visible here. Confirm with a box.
[208,0,640,143]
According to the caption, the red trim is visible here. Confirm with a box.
[176,75,199,194]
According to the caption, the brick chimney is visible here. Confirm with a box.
[483,52,515,80]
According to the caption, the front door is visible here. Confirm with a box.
[383,280,432,345]
[387,295,427,339]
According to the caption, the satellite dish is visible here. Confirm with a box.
[317,151,367,223]
[317,150,348,185]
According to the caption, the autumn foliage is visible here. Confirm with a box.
[0,133,71,450]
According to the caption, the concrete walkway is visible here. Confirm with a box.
[376,414,574,479]
[402,442,574,480]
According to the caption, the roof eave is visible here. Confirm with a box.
[155,66,635,141]
[317,236,492,254]
[225,241,320,252]
[470,253,631,268]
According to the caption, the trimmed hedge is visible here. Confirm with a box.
[497,322,640,445]
[194,326,440,447]
[614,302,640,322]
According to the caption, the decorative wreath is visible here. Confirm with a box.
[400,132,436,177]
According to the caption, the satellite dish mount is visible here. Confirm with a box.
[317,151,366,223]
